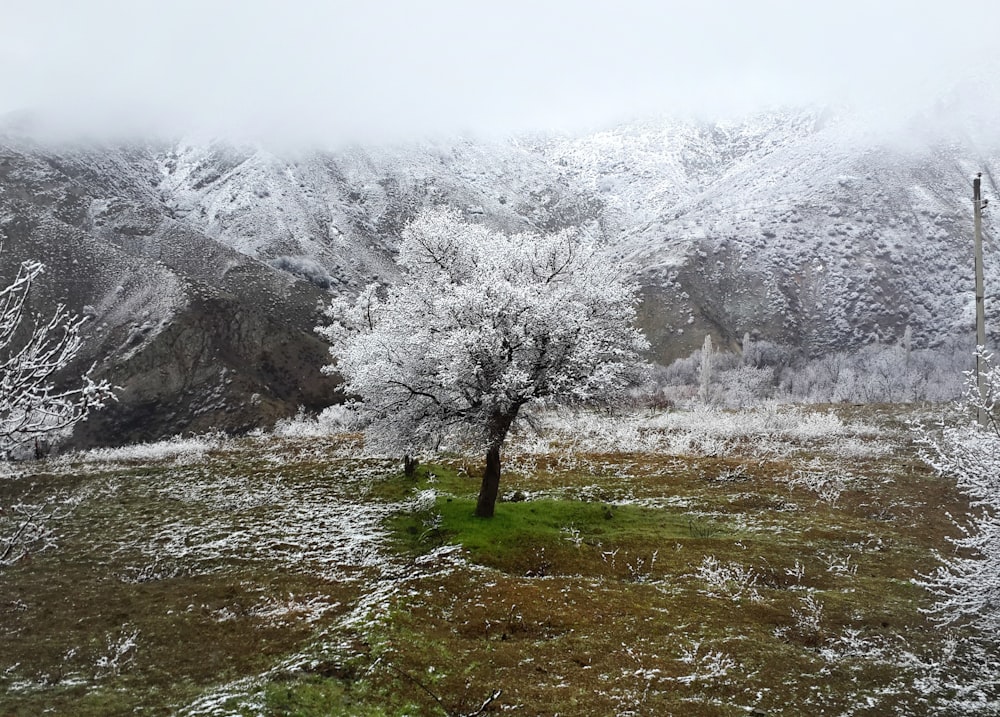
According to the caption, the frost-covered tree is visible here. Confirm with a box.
[0,257,115,456]
[717,365,774,408]
[318,209,649,517]
[0,255,115,572]
[914,348,1000,636]
[698,334,714,404]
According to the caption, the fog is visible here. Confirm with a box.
[3,0,1000,144]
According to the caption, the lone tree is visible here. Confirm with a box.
[0,256,115,457]
[318,210,649,517]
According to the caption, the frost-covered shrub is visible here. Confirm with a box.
[646,403,856,442]
[790,343,966,404]
[95,626,140,677]
[744,339,795,370]
[654,353,699,386]
[657,343,749,407]
[784,464,850,504]
[825,435,892,459]
[911,350,1000,709]
[2,498,57,569]
[694,555,762,603]
[271,405,361,438]
[673,639,737,685]
[504,403,874,461]
[657,338,780,409]
[70,434,224,464]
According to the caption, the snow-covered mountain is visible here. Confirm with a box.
[0,105,996,445]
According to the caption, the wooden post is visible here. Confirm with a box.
[974,174,988,427]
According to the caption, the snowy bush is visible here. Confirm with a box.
[271,405,361,438]
[785,465,850,504]
[94,626,140,677]
[694,555,762,603]
[1,487,88,570]
[503,403,877,462]
[69,434,224,464]
[673,639,737,685]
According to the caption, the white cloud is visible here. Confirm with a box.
[2,0,999,143]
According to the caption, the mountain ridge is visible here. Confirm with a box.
[1,106,996,445]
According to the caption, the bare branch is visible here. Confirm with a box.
[0,248,116,455]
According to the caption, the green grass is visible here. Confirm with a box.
[403,493,709,549]
[388,460,737,589]
[259,675,388,717]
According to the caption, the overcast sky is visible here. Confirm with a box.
[3,0,999,143]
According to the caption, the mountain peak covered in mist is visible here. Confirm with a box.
[0,105,997,444]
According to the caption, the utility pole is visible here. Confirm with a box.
[974,174,988,427]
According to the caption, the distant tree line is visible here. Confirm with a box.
[645,331,969,408]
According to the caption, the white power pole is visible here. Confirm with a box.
[974,174,988,427]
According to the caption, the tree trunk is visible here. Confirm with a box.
[474,409,520,518]
[475,444,502,518]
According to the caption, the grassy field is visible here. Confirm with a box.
[0,405,992,716]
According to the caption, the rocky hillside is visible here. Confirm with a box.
[1,105,997,445]
[0,134,340,448]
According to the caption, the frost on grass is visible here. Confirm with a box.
[175,542,475,717]
[174,678,264,717]
[66,433,225,465]
[4,401,978,714]
[144,443,479,717]
[134,466,402,579]
[213,594,342,626]
[815,628,1000,714]
[117,558,185,584]
[1,484,92,569]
